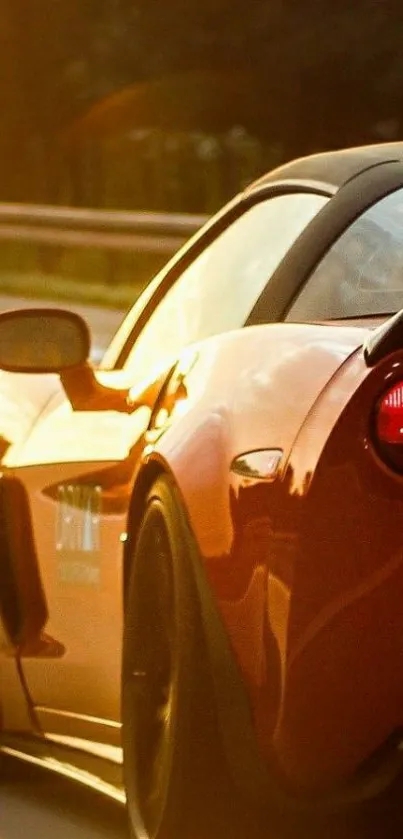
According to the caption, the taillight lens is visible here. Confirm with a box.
[377,382,403,443]
[376,381,403,470]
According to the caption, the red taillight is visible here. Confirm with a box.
[377,382,403,445]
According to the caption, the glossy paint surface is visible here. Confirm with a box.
[150,331,403,791]
[1,310,403,796]
[2,313,403,796]
[4,144,403,802]
[0,322,364,757]
[148,323,379,789]
[272,350,403,789]
[4,396,152,734]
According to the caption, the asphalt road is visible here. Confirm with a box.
[2,761,403,839]
[0,761,129,839]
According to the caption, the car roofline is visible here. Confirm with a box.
[245,178,337,199]
[247,143,403,194]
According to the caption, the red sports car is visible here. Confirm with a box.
[2,142,403,838]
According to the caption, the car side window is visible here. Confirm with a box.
[123,192,327,379]
[286,186,403,322]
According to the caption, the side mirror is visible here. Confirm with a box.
[0,309,90,373]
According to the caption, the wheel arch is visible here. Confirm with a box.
[123,458,167,598]
[122,456,279,812]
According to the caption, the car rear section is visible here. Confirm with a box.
[144,321,390,801]
[270,325,403,796]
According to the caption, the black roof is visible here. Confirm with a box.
[249,142,403,193]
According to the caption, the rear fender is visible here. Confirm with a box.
[273,348,403,787]
[286,345,371,494]
[150,325,368,563]
[126,326,367,716]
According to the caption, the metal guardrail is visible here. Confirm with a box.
[0,203,209,308]
[0,203,208,255]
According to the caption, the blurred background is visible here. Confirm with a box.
[3,0,403,213]
[1,0,403,310]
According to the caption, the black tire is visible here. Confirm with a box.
[122,475,263,839]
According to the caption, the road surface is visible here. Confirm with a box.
[2,760,402,839]
[0,761,129,839]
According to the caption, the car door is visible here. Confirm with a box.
[13,189,328,748]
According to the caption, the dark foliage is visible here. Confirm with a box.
[1,0,403,210]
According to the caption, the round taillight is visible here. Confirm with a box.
[376,381,403,470]
[377,382,403,444]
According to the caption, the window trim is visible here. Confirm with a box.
[111,181,332,369]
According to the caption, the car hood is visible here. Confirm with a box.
[0,371,63,459]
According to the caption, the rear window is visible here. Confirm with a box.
[287,186,403,321]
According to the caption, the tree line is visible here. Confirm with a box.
[1,0,403,212]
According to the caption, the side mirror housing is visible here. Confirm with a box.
[0,308,90,373]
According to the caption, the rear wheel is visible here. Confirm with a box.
[122,475,262,839]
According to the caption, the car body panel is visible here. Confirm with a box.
[0,370,61,455]
[4,143,403,804]
[1,323,364,748]
[141,323,373,785]
[149,332,403,790]
[0,658,34,731]
[270,349,403,788]
[0,374,153,732]
[151,323,367,562]
[3,409,150,734]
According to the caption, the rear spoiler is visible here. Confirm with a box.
[364,310,403,367]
